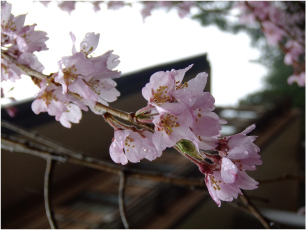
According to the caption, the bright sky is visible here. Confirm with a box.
[2,1,267,107]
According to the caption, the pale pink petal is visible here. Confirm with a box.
[80,32,100,56]
[221,157,238,184]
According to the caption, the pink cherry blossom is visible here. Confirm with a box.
[172,71,225,150]
[39,1,51,7]
[205,170,241,207]
[15,24,49,53]
[142,64,192,113]
[140,2,157,21]
[92,1,101,12]
[55,52,95,95]
[216,124,262,169]
[1,2,48,81]
[17,52,45,73]
[205,169,258,207]
[152,109,196,152]
[186,124,261,206]
[1,58,22,82]
[262,21,285,46]
[1,3,26,39]
[54,32,121,111]
[288,72,305,87]
[221,157,239,184]
[58,103,82,128]
[107,1,125,10]
[31,79,88,127]
[141,65,225,152]
[284,41,304,65]
[177,1,194,18]
[58,1,76,15]
[110,129,163,165]
[31,82,68,117]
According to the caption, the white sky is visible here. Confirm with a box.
[2,1,267,107]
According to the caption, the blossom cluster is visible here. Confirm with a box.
[1,2,121,127]
[109,65,261,206]
[39,1,127,14]
[237,1,305,87]
[196,124,261,207]
[31,32,121,127]
[38,1,194,20]
[1,1,48,82]
[2,2,262,207]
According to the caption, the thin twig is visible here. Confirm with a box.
[239,192,271,229]
[1,51,48,80]
[257,174,305,184]
[1,138,66,162]
[118,171,129,229]
[1,136,205,188]
[44,158,58,229]
[1,120,84,159]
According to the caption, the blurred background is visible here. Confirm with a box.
[1,1,305,229]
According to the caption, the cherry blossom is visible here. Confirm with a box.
[107,1,126,10]
[185,124,260,206]
[1,58,22,82]
[141,65,225,152]
[205,169,258,207]
[152,109,196,152]
[237,1,305,87]
[15,24,49,53]
[55,32,121,110]
[58,1,76,15]
[31,79,88,128]
[284,41,304,66]
[216,124,262,170]
[110,129,162,165]
[1,2,48,82]
[288,72,305,87]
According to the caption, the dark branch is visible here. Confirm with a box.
[118,171,129,229]
[239,192,271,229]
[1,135,205,188]
[2,120,84,159]
[44,158,58,229]
[257,174,305,184]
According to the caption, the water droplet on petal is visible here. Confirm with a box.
[86,33,91,38]
[244,151,249,155]
[81,41,88,48]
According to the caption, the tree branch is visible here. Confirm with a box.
[257,174,305,184]
[118,171,129,229]
[1,51,47,80]
[44,158,59,229]
[1,135,205,188]
[2,119,83,159]
[239,192,271,229]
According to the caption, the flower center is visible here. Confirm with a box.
[160,114,179,135]
[40,91,56,106]
[209,175,222,191]
[124,136,135,152]
[153,85,171,104]
[63,65,78,85]
[3,19,16,31]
